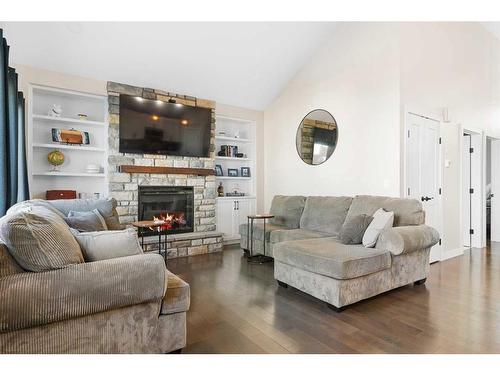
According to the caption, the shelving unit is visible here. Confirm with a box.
[28,84,108,199]
[215,115,257,242]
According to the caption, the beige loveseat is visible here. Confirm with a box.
[0,198,190,354]
[240,195,439,311]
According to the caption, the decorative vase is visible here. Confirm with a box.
[47,150,65,172]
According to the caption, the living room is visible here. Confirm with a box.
[2,0,500,372]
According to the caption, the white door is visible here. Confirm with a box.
[216,200,236,240]
[236,199,256,227]
[406,113,442,262]
[491,140,500,242]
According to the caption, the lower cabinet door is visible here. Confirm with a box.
[216,200,236,240]
[216,198,257,241]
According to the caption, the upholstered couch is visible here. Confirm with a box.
[240,195,439,310]
[0,198,190,354]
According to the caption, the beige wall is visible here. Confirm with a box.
[263,23,401,208]
[14,64,265,211]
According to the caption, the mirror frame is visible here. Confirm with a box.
[295,109,339,166]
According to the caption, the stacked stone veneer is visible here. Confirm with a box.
[106,81,222,258]
[298,118,337,164]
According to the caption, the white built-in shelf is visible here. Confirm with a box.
[33,172,105,178]
[215,136,251,143]
[32,114,107,127]
[29,84,109,199]
[33,143,106,152]
[216,196,256,200]
[215,156,252,161]
[216,176,251,180]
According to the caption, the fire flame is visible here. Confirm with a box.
[152,212,186,231]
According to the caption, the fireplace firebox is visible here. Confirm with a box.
[138,186,194,235]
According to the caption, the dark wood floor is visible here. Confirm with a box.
[167,244,500,353]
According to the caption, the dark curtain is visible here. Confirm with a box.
[0,29,29,216]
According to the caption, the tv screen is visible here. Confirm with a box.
[119,94,211,157]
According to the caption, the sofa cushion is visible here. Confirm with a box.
[0,254,166,333]
[362,208,394,248]
[239,222,288,241]
[65,209,108,232]
[345,195,424,227]
[71,228,143,262]
[269,195,306,229]
[161,271,191,315]
[339,214,373,245]
[47,198,122,230]
[0,242,24,278]
[0,206,84,272]
[299,196,353,235]
[269,228,333,244]
[273,237,391,279]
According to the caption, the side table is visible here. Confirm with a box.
[247,214,275,264]
[132,220,167,263]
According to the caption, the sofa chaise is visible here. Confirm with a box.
[0,198,190,354]
[240,195,439,311]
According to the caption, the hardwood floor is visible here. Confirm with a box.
[167,244,500,353]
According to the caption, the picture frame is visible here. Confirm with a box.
[215,164,223,176]
[241,167,251,177]
[51,128,90,145]
[228,168,239,177]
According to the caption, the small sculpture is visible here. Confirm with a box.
[47,150,65,172]
[217,182,224,197]
[49,104,63,117]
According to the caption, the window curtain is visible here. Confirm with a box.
[0,29,29,216]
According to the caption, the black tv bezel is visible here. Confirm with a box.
[118,94,211,158]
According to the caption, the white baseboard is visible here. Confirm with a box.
[440,247,466,261]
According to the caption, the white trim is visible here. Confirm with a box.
[440,247,466,262]
[460,126,485,248]
[31,84,107,101]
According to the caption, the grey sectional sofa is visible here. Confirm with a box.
[240,195,439,311]
[0,198,190,354]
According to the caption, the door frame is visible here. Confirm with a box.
[460,126,485,249]
[483,133,500,244]
[402,106,444,262]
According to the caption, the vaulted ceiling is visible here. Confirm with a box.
[0,22,337,110]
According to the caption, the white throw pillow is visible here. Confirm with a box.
[70,228,143,262]
[362,208,394,248]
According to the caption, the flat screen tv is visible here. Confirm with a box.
[119,94,211,157]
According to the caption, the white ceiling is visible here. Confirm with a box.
[0,22,337,110]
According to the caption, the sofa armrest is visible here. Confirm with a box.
[0,253,166,333]
[375,225,440,256]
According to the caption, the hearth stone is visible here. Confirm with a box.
[141,231,224,259]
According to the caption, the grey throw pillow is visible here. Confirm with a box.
[70,228,143,262]
[65,209,108,232]
[339,214,373,245]
[0,206,84,272]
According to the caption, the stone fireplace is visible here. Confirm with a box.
[138,186,194,235]
[106,81,223,258]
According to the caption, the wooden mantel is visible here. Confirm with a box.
[118,165,215,176]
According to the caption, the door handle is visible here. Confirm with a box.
[233,201,236,210]
[236,201,239,210]
[421,196,434,202]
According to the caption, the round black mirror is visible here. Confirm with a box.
[296,109,338,165]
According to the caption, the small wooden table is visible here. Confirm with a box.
[132,220,166,263]
[247,214,275,264]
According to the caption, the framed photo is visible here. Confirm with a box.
[241,167,251,177]
[215,164,223,176]
[52,128,90,145]
[228,168,239,177]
